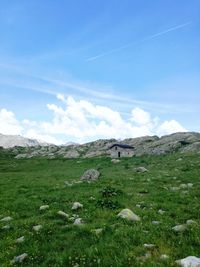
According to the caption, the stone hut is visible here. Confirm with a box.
[108,144,134,158]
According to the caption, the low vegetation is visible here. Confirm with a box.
[0,151,200,266]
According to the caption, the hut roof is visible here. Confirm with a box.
[109,143,134,149]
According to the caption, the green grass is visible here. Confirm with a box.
[0,153,200,266]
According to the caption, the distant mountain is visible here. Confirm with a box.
[0,133,49,148]
[63,142,79,146]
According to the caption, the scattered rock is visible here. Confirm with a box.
[177,158,183,161]
[57,211,69,219]
[117,209,141,222]
[170,187,180,191]
[39,205,49,211]
[16,236,25,243]
[144,243,155,248]
[111,159,120,163]
[91,228,103,235]
[134,167,148,173]
[172,224,187,232]
[158,209,165,215]
[33,225,42,232]
[2,225,10,230]
[176,256,200,267]
[152,221,160,225]
[137,253,151,261]
[72,202,83,210]
[186,220,197,225]
[73,218,83,225]
[80,169,100,182]
[0,216,13,222]
[11,253,28,264]
[160,254,169,260]
[180,184,188,189]
[64,181,73,187]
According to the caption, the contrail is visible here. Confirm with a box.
[86,21,192,62]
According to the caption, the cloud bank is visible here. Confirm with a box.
[0,94,187,144]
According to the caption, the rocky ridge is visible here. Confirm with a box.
[0,134,49,148]
[0,132,199,159]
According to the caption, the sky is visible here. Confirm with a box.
[0,0,199,144]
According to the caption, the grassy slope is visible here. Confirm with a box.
[0,153,200,266]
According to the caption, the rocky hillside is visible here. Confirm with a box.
[1,132,199,159]
[0,134,48,148]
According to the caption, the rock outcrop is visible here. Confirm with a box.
[81,169,100,182]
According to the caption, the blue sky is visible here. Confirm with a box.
[0,0,199,144]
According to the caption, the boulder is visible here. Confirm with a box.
[0,216,13,222]
[33,225,42,232]
[16,236,25,243]
[11,253,28,264]
[72,202,83,210]
[64,150,80,158]
[57,211,69,219]
[135,167,148,173]
[39,205,49,211]
[172,224,187,232]
[117,208,141,222]
[73,218,83,225]
[176,256,200,267]
[80,169,100,182]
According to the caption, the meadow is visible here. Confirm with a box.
[0,151,200,266]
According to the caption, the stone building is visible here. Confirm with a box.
[108,144,134,158]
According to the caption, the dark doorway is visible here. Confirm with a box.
[118,151,121,158]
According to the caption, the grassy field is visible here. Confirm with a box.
[0,152,200,266]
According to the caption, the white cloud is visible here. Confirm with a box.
[157,120,187,136]
[131,107,151,125]
[41,94,187,142]
[0,108,23,135]
[0,96,187,144]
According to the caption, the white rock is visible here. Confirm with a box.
[64,181,73,187]
[11,253,28,263]
[144,243,155,248]
[117,209,141,222]
[91,228,103,235]
[33,225,42,232]
[2,225,10,230]
[180,184,188,189]
[187,183,193,188]
[170,187,180,191]
[57,211,69,218]
[158,209,165,215]
[0,216,13,222]
[73,218,83,225]
[160,254,169,260]
[172,224,187,232]
[74,181,83,184]
[176,256,200,267]
[111,159,120,163]
[186,220,197,225]
[135,167,148,173]
[152,221,160,225]
[72,202,83,210]
[39,205,49,211]
[16,236,25,243]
